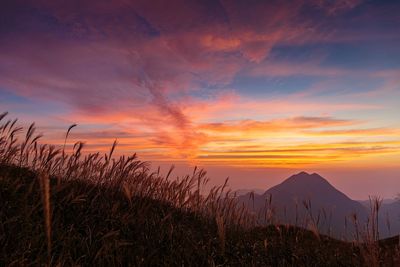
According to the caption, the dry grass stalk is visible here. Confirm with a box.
[216,213,225,255]
[39,172,52,266]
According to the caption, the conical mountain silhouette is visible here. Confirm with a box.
[265,172,363,210]
[238,172,368,238]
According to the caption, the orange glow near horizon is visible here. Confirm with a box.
[33,96,400,170]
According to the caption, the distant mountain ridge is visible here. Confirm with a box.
[361,199,400,238]
[358,198,398,207]
[234,188,265,196]
[237,172,399,239]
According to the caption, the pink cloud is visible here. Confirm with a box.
[1,0,369,117]
[312,0,363,15]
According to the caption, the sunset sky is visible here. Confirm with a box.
[1,0,399,199]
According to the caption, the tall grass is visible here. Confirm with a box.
[0,111,399,266]
[0,111,254,231]
[39,172,51,266]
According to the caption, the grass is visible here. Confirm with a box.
[0,111,399,266]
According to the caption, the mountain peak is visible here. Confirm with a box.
[263,172,345,202]
[292,171,322,177]
[285,171,327,185]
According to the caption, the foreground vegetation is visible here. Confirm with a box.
[0,112,399,266]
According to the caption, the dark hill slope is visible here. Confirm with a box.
[1,165,398,266]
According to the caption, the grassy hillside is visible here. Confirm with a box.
[1,164,399,266]
[0,112,399,266]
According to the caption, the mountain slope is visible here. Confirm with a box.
[238,172,369,238]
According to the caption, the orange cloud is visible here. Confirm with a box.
[304,128,400,136]
[198,116,356,133]
[38,105,400,169]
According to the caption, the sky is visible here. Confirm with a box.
[1,0,400,199]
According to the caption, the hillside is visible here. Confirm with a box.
[1,164,399,266]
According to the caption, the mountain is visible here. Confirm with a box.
[238,172,369,239]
